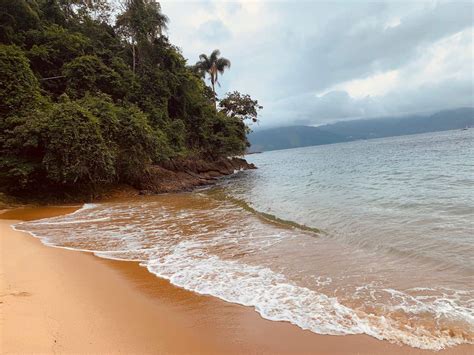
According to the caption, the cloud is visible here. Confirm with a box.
[198,19,232,42]
[270,26,474,126]
[324,70,400,99]
[161,0,474,127]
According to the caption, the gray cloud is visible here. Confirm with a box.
[268,76,474,127]
[162,0,474,127]
[273,1,473,97]
[198,19,232,42]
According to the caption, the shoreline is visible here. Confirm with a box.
[1,206,472,354]
[0,157,255,209]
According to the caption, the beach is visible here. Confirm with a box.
[1,0,472,352]
[1,205,472,354]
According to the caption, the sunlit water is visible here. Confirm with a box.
[15,130,474,350]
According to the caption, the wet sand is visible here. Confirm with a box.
[1,206,472,354]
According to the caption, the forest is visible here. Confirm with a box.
[0,0,261,195]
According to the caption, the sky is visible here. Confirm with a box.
[160,0,474,128]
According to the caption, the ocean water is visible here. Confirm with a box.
[15,130,474,350]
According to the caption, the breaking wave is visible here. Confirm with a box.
[14,194,474,350]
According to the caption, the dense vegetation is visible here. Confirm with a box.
[0,0,261,195]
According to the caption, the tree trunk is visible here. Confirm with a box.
[132,43,136,74]
[211,79,216,109]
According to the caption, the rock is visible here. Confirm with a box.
[134,157,256,194]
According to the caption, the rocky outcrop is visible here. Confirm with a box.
[137,157,256,194]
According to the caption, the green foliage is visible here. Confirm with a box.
[0,0,259,195]
[42,96,115,185]
[26,24,91,95]
[77,94,170,182]
[164,119,186,153]
[116,0,168,44]
[0,44,41,116]
[78,94,121,147]
[0,0,40,43]
[39,0,66,26]
[219,91,263,123]
[195,49,231,102]
[115,104,169,181]
[63,55,126,99]
[0,108,48,190]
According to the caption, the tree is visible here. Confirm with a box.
[0,45,41,117]
[0,44,45,191]
[0,0,252,195]
[0,0,40,43]
[41,96,116,186]
[195,49,231,107]
[63,55,126,99]
[116,0,168,73]
[219,91,263,124]
[26,24,91,95]
[78,94,170,182]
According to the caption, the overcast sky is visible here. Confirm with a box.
[160,0,474,128]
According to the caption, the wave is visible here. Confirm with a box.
[143,240,472,350]
[205,189,324,235]
[13,198,474,350]
[212,189,474,274]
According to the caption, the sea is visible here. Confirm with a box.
[15,129,474,350]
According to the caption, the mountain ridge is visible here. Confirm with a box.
[248,107,474,152]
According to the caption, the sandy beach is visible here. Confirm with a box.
[1,206,472,354]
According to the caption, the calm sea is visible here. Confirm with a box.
[15,130,474,350]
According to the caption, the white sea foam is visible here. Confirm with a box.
[142,240,472,350]
[31,217,111,225]
[13,200,474,350]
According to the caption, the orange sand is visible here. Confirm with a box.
[1,206,472,354]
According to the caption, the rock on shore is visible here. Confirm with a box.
[137,157,256,194]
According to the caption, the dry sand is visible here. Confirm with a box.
[1,206,472,354]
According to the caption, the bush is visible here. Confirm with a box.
[0,0,40,44]
[0,108,48,190]
[25,24,91,95]
[164,119,187,154]
[0,44,41,117]
[63,55,126,99]
[115,105,170,181]
[79,94,172,182]
[0,44,45,191]
[207,113,248,157]
[41,96,116,186]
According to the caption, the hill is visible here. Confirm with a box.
[248,108,474,152]
[248,126,346,152]
[319,107,474,140]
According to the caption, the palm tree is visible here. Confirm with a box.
[195,49,231,106]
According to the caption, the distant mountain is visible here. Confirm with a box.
[248,107,474,152]
[318,107,474,140]
[247,126,347,152]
